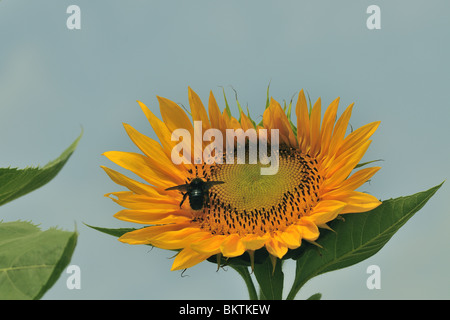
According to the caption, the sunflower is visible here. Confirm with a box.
[102,87,381,271]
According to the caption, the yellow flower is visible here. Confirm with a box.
[102,87,381,271]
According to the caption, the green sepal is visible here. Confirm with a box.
[355,159,384,169]
[220,86,232,118]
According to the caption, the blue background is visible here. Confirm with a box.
[1,1,449,299]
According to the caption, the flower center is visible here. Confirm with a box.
[191,147,322,236]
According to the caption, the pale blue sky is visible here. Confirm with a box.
[1,1,449,299]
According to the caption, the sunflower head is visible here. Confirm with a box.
[103,87,381,271]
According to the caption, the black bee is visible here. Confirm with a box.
[165,178,224,211]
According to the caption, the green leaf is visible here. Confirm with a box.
[0,221,78,300]
[253,256,284,300]
[0,132,82,207]
[306,293,322,300]
[286,182,443,300]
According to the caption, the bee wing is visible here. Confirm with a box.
[165,184,190,192]
[204,181,225,189]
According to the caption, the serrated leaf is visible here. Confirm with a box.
[0,132,82,207]
[286,182,443,300]
[0,221,77,300]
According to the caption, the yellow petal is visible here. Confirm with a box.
[150,228,210,250]
[240,234,269,251]
[118,223,190,245]
[101,166,166,197]
[208,91,227,132]
[309,98,322,156]
[106,191,178,208]
[297,219,320,241]
[319,97,340,157]
[335,121,380,158]
[103,151,175,188]
[306,200,346,225]
[264,234,288,259]
[137,101,176,160]
[324,140,372,188]
[337,166,381,191]
[327,103,354,156]
[223,109,242,130]
[189,87,211,131]
[114,209,191,224]
[340,191,382,214]
[278,225,302,249]
[123,123,185,184]
[240,111,255,132]
[157,96,194,135]
[263,98,297,147]
[171,247,211,271]
[190,235,227,254]
[296,89,310,151]
[220,234,246,257]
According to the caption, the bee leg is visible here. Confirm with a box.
[179,192,188,208]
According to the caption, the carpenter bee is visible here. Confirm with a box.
[165,178,224,210]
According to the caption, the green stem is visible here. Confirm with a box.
[230,265,258,300]
[286,280,306,300]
